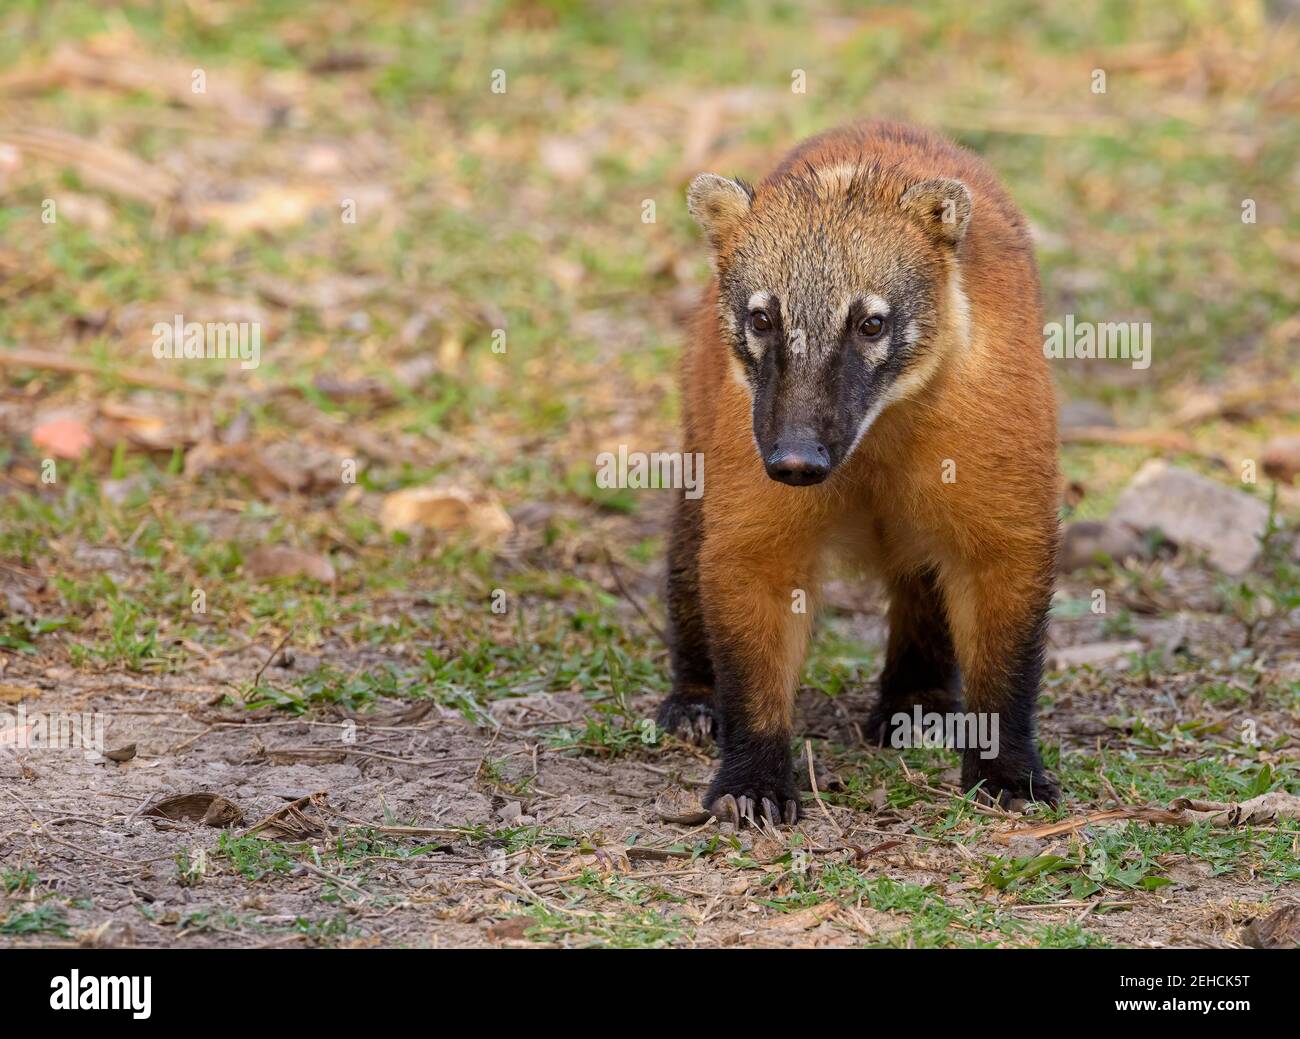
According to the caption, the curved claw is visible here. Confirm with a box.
[710,792,801,828]
[711,793,740,827]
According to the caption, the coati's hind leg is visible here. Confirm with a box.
[942,561,1060,807]
[655,491,717,744]
[865,569,962,746]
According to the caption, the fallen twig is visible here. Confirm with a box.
[0,348,210,396]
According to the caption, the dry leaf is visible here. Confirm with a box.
[486,917,531,941]
[98,400,200,452]
[32,417,93,458]
[1262,435,1300,484]
[191,184,326,233]
[0,683,40,704]
[1171,791,1300,826]
[186,441,343,498]
[769,903,837,931]
[654,786,711,825]
[144,792,243,829]
[379,485,513,545]
[1242,904,1300,948]
[245,546,336,583]
[243,791,332,840]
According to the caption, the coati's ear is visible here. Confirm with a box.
[687,173,753,252]
[900,177,972,247]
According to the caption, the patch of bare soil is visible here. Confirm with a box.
[1,576,1294,949]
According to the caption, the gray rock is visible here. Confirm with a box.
[1058,520,1145,572]
[1059,399,1116,431]
[1108,460,1269,575]
[497,801,523,825]
[1048,640,1144,670]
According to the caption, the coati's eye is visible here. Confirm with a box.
[750,311,773,333]
[858,315,887,339]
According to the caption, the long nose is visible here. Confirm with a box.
[764,432,831,486]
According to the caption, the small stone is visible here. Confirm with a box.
[497,801,523,825]
[1058,520,1145,572]
[1059,400,1115,430]
[1006,835,1045,859]
[1108,461,1269,575]
[1262,435,1300,484]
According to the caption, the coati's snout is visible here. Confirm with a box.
[748,344,870,486]
[746,305,900,485]
[764,430,830,486]
[686,164,974,481]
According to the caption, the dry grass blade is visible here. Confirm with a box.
[0,349,210,396]
[0,126,179,206]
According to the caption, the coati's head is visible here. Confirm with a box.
[688,163,972,486]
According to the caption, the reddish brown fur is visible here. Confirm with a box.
[668,121,1060,817]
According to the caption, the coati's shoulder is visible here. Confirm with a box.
[762,119,1033,260]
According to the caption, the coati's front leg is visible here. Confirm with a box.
[697,538,813,826]
[942,561,1060,806]
[865,568,962,745]
[655,490,717,743]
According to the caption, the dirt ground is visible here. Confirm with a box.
[2,551,1297,949]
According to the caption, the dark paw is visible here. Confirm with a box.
[708,791,800,828]
[706,761,800,828]
[655,694,717,745]
[863,705,899,747]
[962,750,1060,809]
[864,690,962,747]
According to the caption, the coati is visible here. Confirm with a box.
[658,120,1060,827]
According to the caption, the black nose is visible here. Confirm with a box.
[764,439,831,486]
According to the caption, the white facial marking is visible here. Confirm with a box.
[831,299,850,335]
[743,290,772,359]
[856,294,892,365]
[845,394,890,458]
[727,352,753,394]
[863,336,890,365]
[847,272,968,463]
[860,293,890,317]
[947,272,971,347]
